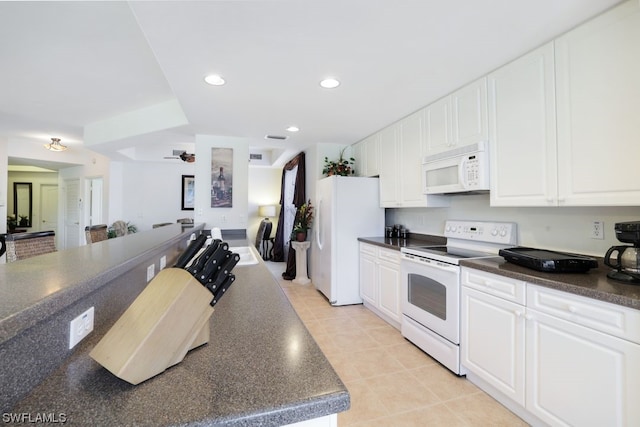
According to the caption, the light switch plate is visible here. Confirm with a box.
[69,307,94,349]
[160,255,166,270]
[147,264,155,282]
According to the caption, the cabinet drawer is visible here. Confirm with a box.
[461,267,526,305]
[528,284,640,344]
[359,242,376,256]
[378,247,401,264]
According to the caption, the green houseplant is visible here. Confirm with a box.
[292,200,314,241]
[323,147,355,177]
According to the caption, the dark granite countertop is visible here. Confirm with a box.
[359,234,640,311]
[0,224,197,345]
[358,233,446,251]
[8,232,349,426]
[460,257,640,310]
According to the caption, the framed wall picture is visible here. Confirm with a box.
[181,175,195,210]
[211,147,233,208]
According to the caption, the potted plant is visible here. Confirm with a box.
[291,200,314,242]
[323,147,355,177]
[7,214,17,232]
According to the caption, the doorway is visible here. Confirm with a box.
[40,184,59,246]
[63,178,81,249]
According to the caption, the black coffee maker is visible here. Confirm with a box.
[604,221,640,284]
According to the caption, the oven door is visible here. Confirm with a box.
[401,253,460,344]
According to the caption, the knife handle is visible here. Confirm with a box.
[206,252,240,291]
[210,274,236,307]
[198,248,231,284]
[188,240,226,276]
[173,234,207,269]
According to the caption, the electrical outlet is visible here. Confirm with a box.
[69,307,94,349]
[591,221,604,240]
[147,264,155,282]
[160,255,166,270]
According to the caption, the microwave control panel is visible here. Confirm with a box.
[463,154,485,189]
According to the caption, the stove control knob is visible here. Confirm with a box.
[491,228,498,236]
[500,228,508,237]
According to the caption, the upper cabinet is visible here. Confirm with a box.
[424,78,488,157]
[379,113,449,208]
[489,43,558,207]
[490,0,640,206]
[555,0,640,206]
[352,133,380,178]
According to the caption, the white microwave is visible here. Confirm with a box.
[422,142,490,195]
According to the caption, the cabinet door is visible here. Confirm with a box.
[351,141,365,177]
[377,260,401,324]
[399,110,426,206]
[378,124,399,207]
[526,308,640,426]
[359,250,377,305]
[461,287,525,405]
[555,0,640,206]
[424,97,452,156]
[452,77,488,148]
[489,42,558,207]
[365,133,380,177]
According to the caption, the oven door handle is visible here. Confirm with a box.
[402,254,458,273]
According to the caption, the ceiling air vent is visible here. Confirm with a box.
[265,134,288,140]
[250,153,263,160]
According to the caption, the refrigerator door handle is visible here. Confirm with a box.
[316,197,323,250]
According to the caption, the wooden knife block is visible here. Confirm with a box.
[90,268,214,385]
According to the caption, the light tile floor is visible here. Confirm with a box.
[266,262,529,427]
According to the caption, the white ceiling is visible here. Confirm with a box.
[0,0,622,167]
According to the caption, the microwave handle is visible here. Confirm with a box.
[458,157,467,190]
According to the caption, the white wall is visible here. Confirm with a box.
[387,194,640,257]
[116,161,195,231]
[0,138,7,236]
[8,171,58,231]
[194,135,249,231]
[248,166,281,246]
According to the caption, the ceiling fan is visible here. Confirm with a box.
[164,149,195,163]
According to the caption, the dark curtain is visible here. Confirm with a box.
[272,152,306,279]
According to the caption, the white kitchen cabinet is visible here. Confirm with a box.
[488,42,558,207]
[359,243,401,329]
[526,285,640,427]
[461,266,640,426]
[378,114,449,208]
[351,141,364,177]
[378,124,399,206]
[352,133,380,178]
[364,133,380,177]
[424,78,488,157]
[461,269,526,406]
[359,243,377,305]
[555,0,640,206]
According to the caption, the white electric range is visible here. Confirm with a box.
[400,220,517,375]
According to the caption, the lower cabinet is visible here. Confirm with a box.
[461,267,640,427]
[359,243,401,329]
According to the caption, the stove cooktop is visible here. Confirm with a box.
[402,245,498,265]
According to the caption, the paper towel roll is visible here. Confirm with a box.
[211,227,223,240]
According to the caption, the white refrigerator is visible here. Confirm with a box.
[311,176,385,305]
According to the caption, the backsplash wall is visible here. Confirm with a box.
[386,193,640,257]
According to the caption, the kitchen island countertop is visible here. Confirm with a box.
[5,228,349,426]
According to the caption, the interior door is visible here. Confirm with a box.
[64,179,81,249]
[40,184,59,246]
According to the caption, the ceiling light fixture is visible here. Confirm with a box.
[286,126,299,132]
[44,137,68,152]
[204,74,226,86]
[320,78,340,89]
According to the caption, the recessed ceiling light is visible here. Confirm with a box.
[286,126,299,132]
[204,74,226,86]
[320,78,340,89]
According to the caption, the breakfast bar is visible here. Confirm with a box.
[1,224,349,426]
